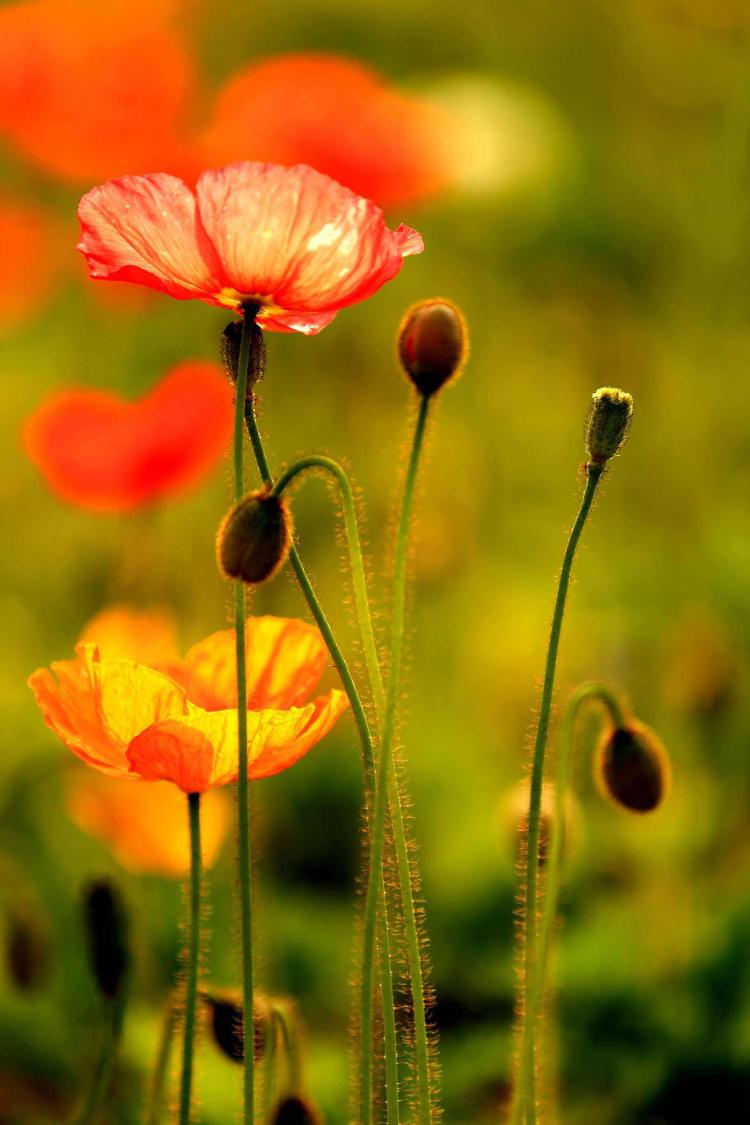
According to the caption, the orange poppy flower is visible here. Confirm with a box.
[67,771,230,876]
[77,161,423,334]
[23,361,234,512]
[28,607,349,794]
[199,53,456,208]
[0,199,59,330]
[0,0,195,183]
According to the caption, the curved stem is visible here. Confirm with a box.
[235,314,255,1125]
[244,403,399,1124]
[514,463,603,1125]
[365,394,434,1125]
[178,792,202,1125]
[147,992,179,1125]
[536,683,623,1000]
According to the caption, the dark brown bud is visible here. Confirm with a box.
[83,880,128,1000]
[595,722,670,813]
[217,489,292,585]
[201,989,267,1063]
[220,317,266,398]
[397,298,468,397]
[585,387,633,465]
[270,1095,320,1124]
[5,909,48,991]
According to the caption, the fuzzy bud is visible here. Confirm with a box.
[220,318,266,398]
[83,880,128,1000]
[217,490,292,585]
[595,722,670,813]
[397,298,468,397]
[5,910,48,991]
[202,989,267,1063]
[585,387,633,465]
[270,1096,320,1124]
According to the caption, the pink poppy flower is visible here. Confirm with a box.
[77,161,424,335]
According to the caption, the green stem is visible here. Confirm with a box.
[71,991,126,1125]
[536,683,623,999]
[514,464,602,1125]
[235,313,255,1125]
[147,993,179,1125]
[244,403,399,1124]
[179,792,202,1125]
[366,394,434,1125]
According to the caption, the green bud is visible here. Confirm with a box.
[585,387,633,465]
[595,721,670,813]
[397,298,468,397]
[217,490,292,585]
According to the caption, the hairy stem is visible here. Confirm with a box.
[514,464,602,1125]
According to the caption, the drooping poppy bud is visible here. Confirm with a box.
[201,988,267,1063]
[585,387,633,466]
[397,298,468,397]
[83,880,129,1000]
[220,316,266,398]
[270,1095,320,1124]
[217,489,293,585]
[5,909,48,992]
[595,722,670,813]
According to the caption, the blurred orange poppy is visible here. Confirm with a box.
[0,0,196,182]
[29,608,349,794]
[77,161,423,334]
[68,771,230,876]
[23,361,234,511]
[0,199,59,330]
[199,53,456,208]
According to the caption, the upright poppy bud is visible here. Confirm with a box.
[5,909,48,992]
[270,1095,320,1124]
[83,880,129,1000]
[585,387,633,466]
[217,489,293,585]
[201,988,267,1063]
[398,297,468,397]
[220,317,266,398]
[595,721,670,813]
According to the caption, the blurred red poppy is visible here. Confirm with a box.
[0,199,59,329]
[23,361,233,511]
[77,161,423,334]
[0,0,196,182]
[199,53,456,208]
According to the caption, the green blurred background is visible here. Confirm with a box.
[2,0,750,1121]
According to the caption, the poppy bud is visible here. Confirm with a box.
[397,298,468,397]
[5,909,48,991]
[595,722,670,813]
[201,988,267,1063]
[220,318,266,398]
[270,1095,320,1124]
[217,489,292,585]
[585,387,633,465]
[83,880,128,1000]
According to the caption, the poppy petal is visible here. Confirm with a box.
[24,361,234,511]
[195,162,421,312]
[77,174,225,300]
[88,655,189,747]
[78,605,180,664]
[182,617,329,712]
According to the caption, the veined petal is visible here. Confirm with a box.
[87,654,189,747]
[28,647,128,775]
[183,617,329,712]
[127,689,349,790]
[78,173,225,300]
[195,162,422,314]
[257,308,339,335]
